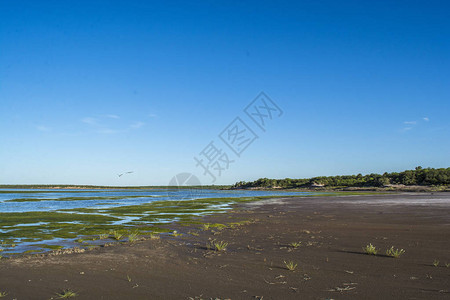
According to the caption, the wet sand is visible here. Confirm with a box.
[1,192,449,299]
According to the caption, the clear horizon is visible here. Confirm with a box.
[1,1,449,186]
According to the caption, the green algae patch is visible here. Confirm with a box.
[0,211,119,226]
[0,195,279,255]
[23,249,42,254]
[0,212,121,245]
[31,244,64,250]
[61,196,266,223]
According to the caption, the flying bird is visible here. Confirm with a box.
[118,171,134,177]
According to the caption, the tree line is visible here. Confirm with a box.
[232,167,450,189]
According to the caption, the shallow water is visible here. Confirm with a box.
[0,188,308,212]
[0,188,311,256]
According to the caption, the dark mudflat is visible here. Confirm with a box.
[1,192,449,299]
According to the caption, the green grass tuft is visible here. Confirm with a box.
[214,241,228,251]
[289,241,301,248]
[110,230,124,241]
[386,246,405,258]
[363,243,378,255]
[149,234,160,240]
[127,230,140,243]
[98,233,109,240]
[56,289,77,298]
[284,260,298,271]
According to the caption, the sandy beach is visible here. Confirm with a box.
[1,192,449,299]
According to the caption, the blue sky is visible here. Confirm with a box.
[1,1,449,186]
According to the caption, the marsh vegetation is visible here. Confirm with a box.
[0,189,306,256]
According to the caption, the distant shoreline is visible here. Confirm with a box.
[0,184,448,192]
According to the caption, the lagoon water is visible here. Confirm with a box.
[0,188,310,213]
